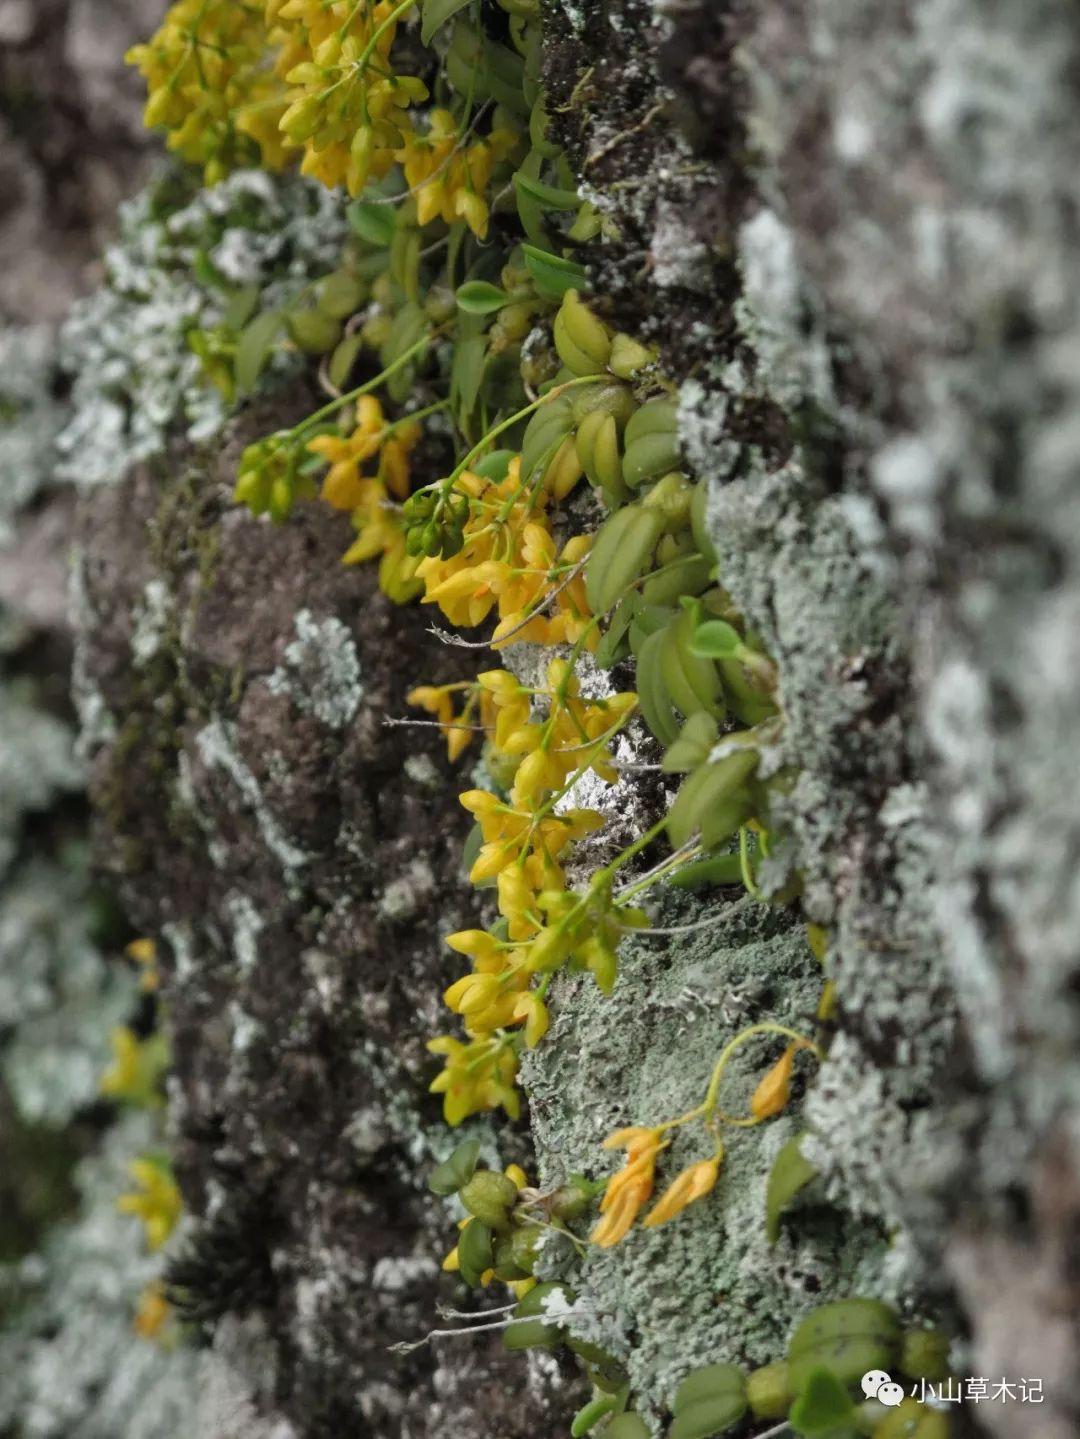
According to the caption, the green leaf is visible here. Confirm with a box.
[317,269,367,319]
[450,331,487,422]
[223,284,260,331]
[522,242,587,299]
[671,1364,748,1438]
[472,449,516,482]
[457,1218,494,1287]
[595,593,640,670]
[328,332,364,391]
[788,1367,856,1437]
[513,169,582,211]
[286,308,343,355]
[346,199,396,248]
[513,152,552,247]
[234,310,283,396]
[787,1300,900,1390]
[765,1133,819,1245]
[570,1394,619,1437]
[455,280,510,315]
[669,853,744,889]
[661,712,720,774]
[421,0,474,46]
[689,620,742,660]
[427,1138,481,1197]
[602,1418,650,1439]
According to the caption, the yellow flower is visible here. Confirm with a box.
[642,1153,722,1228]
[590,1126,667,1248]
[117,1158,183,1252]
[125,937,159,992]
[127,0,286,183]
[133,1283,173,1343]
[100,1027,169,1108]
[427,1035,520,1125]
[750,1041,807,1121]
[512,990,550,1048]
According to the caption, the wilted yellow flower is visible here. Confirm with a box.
[591,1126,667,1248]
[750,1041,807,1121]
[642,1153,721,1229]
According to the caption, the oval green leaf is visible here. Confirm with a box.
[689,619,742,660]
[522,242,588,298]
[455,280,510,315]
[235,310,283,396]
[328,332,364,391]
[346,200,396,249]
[427,1137,481,1196]
[421,0,475,44]
[603,1417,650,1439]
[788,1366,856,1437]
[765,1133,819,1245]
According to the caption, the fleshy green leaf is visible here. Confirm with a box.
[234,310,283,396]
[428,1138,482,1196]
[328,332,364,391]
[346,199,396,248]
[421,0,474,43]
[223,284,260,331]
[317,269,366,319]
[661,712,720,774]
[457,1218,494,1286]
[513,169,582,211]
[788,1367,856,1437]
[450,329,487,422]
[522,242,588,298]
[455,280,510,315]
[765,1133,819,1245]
[602,1418,650,1439]
[689,619,742,659]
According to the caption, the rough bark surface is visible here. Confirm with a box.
[74,406,583,1436]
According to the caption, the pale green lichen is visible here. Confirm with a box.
[0,1111,200,1439]
[267,608,364,730]
[193,717,311,879]
[523,890,893,1428]
[0,326,66,545]
[56,169,347,490]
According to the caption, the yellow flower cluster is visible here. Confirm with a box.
[131,0,521,223]
[117,1158,183,1252]
[307,395,423,600]
[398,109,520,239]
[427,664,639,1122]
[590,1026,819,1246]
[406,680,497,762]
[418,458,592,646]
[126,0,289,184]
[591,1126,721,1248]
[427,1033,520,1124]
[271,0,427,196]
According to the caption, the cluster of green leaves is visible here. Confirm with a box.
[666,1300,954,1439]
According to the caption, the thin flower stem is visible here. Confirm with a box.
[702,1021,821,1121]
[290,332,435,437]
[444,377,597,491]
[619,896,753,936]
